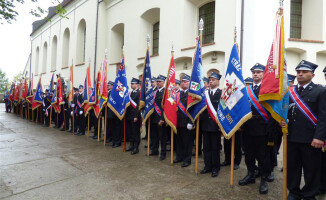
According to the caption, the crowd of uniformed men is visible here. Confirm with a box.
[4,61,326,199]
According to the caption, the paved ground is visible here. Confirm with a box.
[0,104,289,200]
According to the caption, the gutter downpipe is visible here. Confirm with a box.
[94,0,102,81]
[240,0,244,64]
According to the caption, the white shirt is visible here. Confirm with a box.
[298,82,311,89]
[158,87,164,92]
[253,82,262,88]
[210,87,218,95]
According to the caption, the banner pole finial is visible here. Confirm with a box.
[146,34,150,47]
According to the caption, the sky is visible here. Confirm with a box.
[0,1,57,82]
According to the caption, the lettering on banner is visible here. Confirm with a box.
[226,113,234,124]
[217,107,225,121]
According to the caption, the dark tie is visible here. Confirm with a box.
[298,86,304,95]
[210,90,213,96]
[253,85,258,92]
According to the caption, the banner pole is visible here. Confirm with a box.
[49,107,52,127]
[147,118,151,156]
[97,114,101,142]
[123,117,126,152]
[87,114,90,137]
[104,106,107,145]
[63,107,66,130]
[195,117,199,174]
[171,128,174,165]
[283,134,287,200]
[36,107,38,124]
[230,135,235,186]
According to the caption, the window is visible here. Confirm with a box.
[42,42,47,73]
[51,36,57,71]
[152,22,159,55]
[199,2,215,44]
[76,19,86,64]
[35,47,39,75]
[290,0,302,39]
[62,28,70,68]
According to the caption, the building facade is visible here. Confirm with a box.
[28,0,326,88]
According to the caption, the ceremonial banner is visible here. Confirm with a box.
[68,65,74,106]
[139,48,154,123]
[216,44,252,139]
[32,77,43,110]
[108,58,130,120]
[162,54,177,134]
[94,70,102,117]
[57,77,64,105]
[84,79,96,116]
[187,36,206,122]
[26,79,34,104]
[82,65,91,106]
[98,60,108,114]
[48,73,54,101]
[258,10,289,134]
[9,83,15,103]
[21,79,28,102]
[14,82,20,105]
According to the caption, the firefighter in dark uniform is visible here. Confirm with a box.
[200,71,222,178]
[174,74,193,167]
[126,78,141,155]
[239,63,273,195]
[76,85,85,136]
[43,89,50,126]
[69,87,78,133]
[280,60,326,200]
[61,86,70,131]
[197,76,209,157]
[150,75,167,161]
[320,66,326,197]
[108,81,123,147]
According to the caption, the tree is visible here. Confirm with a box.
[12,71,23,83]
[0,69,9,93]
[0,0,66,24]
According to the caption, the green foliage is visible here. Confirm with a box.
[0,69,9,93]
[12,71,23,83]
[0,0,66,24]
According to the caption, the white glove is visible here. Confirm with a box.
[79,111,83,115]
[187,123,193,130]
[71,111,73,116]
[62,101,65,105]
[71,104,75,108]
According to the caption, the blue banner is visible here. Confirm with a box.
[34,80,43,103]
[82,77,88,105]
[108,58,130,120]
[187,36,206,122]
[47,74,54,101]
[216,44,252,139]
[89,80,96,105]
[139,49,154,123]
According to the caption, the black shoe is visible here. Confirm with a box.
[221,161,230,166]
[173,159,182,164]
[159,155,166,161]
[259,178,268,194]
[254,169,261,178]
[112,143,121,148]
[131,148,139,155]
[77,132,85,136]
[149,151,158,156]
[181,162,191,167]
[239,172,256,186]
[265,171,274,182]
[234,164,240,170]
[126,145,134,152]
[144,145,148,148]
[287,193,300,200]
[200,169,211,174]
[211,169,219,177]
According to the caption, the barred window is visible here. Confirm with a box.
[199,2,215,44]
[152,22,160,55]
[290,0,302,39]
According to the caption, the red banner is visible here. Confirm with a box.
[162,54,177,134]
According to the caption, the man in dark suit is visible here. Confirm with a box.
[321,66,326,197]
[126,78,141,155]
[239,63,272,195]
[174,74,193,167]
[61,86,70,131]
[150,75,167,161]
[281,60,326,200]
[200,71,222,178]
[76,85,86,136]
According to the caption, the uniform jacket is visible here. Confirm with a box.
[288,82,326,143]
[76,93,84,114]
[201,88,221,132]
[151,87,165,124]
[177,90,191,128]
[126,89,141,120]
